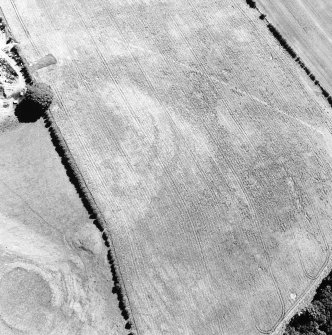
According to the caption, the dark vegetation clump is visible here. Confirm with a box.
[246,0,256,9]
[10,45,34,85]
[267,24,297,59]
[284,273,332,335]
[0,17,5,32]
[15,82,54,122]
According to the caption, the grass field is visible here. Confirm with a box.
[0,120,126,335]
[2,0,332,334]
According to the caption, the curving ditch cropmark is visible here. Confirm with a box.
[0,7,137,335]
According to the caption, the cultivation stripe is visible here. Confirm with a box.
[167,4,287,331]
[65,2,224,331]
[58,2,215,330]
[86,3,299,332]
[8,0,39,56]
[239,1,331,290]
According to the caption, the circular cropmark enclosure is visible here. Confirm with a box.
[0,267,53,333]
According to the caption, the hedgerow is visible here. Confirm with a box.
[43,114,136,334]
[244,2,332,109]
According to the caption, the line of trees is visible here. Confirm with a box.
[267,24,297,59]
[267,23,332,109]
[244,3,332,110]
[44,108,135,334]
[44,107,135,334]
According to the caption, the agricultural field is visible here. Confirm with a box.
[0,28,124,335]
[1,0,332,335]
[257,0,332,93]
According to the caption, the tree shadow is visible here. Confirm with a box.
[14,99,43,123]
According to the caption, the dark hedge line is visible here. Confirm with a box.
[244,3,332,110]
[43,101,136,335]
[0,16,33,85]
[267,24,297,59]
[0,9,136,335]
[267,24,332,107]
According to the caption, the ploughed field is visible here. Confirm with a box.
[0,28,125,335]
[2,0,332,334]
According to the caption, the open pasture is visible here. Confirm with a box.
[2,0,332,334]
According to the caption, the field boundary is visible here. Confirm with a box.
[244,0,332,110]
[0,7,138,335]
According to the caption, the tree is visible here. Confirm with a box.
[15,82,53,122]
